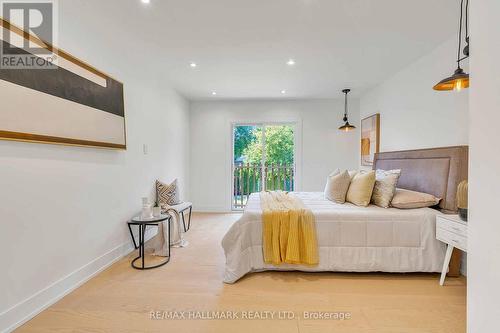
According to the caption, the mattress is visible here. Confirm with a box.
[221,192,446,283]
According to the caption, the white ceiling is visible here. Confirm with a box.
[61,0,459,100]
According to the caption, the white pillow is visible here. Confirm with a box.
[324,169,340,194]
[371,169,401,208]
[324,170,351,204]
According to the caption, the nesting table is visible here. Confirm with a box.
[127,214,172,270]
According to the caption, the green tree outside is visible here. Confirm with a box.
[233,126,258,161]
[234,125,294,165]
[233,125,295,198]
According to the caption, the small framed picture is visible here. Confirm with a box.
[361,113,380,166]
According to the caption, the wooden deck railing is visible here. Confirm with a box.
[233,163,295,209]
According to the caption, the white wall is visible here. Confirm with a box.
[468,1,500,332]
[0,5,190,332]
[189,99,359,211]
[360,35,469,154]
[359,34,471,275]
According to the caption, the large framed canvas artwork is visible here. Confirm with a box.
[0,18,126,149]
[361,113,380,166]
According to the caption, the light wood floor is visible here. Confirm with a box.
[17,213,466,333]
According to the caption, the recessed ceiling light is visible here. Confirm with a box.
[281,90,286,94]
[212,91,217,96]
[141,0,150,4]
[190,62,197,68]
[287,59,296,66]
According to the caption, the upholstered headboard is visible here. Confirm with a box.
[373,146,468,213]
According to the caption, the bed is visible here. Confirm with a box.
[222,146,468,283]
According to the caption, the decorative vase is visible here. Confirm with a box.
[141,197,153,219]
[141,205,153,219]
[456,180,468,222]
[153,206,161,217]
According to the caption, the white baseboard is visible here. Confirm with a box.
[0,228,157,333]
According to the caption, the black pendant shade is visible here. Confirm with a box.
[339,122,356,132]
[339,89,355,132]
[433,67,469,91]
[434,0,470,91]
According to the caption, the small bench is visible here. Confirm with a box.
[163,202,193,232]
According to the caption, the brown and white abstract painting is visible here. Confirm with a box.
[361,113,380,166]
[0,18,126,149]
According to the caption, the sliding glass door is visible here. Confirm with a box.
[232,123,295,210]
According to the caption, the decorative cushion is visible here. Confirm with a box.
[346,170,376,207]
[348,170,358,180]
[156,179,182,208]
[323,168,340,195]
[391,188,441,209]
[327,168,341,178]
[324,170,352,204]
[371,169,401,208]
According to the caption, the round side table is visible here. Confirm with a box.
[127,214,172,270]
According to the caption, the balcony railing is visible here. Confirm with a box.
[233,163,295,209]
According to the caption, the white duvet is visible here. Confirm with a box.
[221,192,446,283]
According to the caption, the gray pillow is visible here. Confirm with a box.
[371,169,401,208]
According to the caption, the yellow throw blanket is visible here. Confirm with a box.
[260,191,319,266]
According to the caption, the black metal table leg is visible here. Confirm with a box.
[138,224,142,259]
[129,217,172,270]
[180,205,193,232]
[181,210,187,232]
[141,224,145,269]
[128,223,138,249]
[187,206,192,231]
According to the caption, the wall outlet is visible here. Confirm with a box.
[143,144,148,155]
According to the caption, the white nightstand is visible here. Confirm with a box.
[436,214,468,285]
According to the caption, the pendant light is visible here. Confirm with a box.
[339,89,355,132]
[433,0,470,91]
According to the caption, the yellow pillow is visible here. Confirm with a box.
[346,171,376,206]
